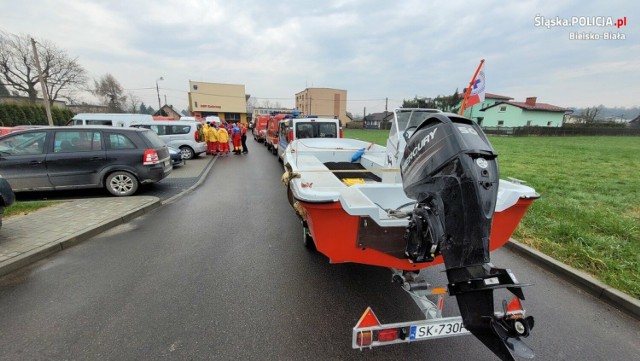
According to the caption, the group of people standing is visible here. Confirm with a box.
[202,121,248,156]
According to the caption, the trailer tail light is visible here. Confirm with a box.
[356,331,373,347]
[377,328,399,342]
[143,149,160,165]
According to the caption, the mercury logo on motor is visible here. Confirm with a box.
[402,128,438,169]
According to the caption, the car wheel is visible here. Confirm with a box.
[180,146,195,160]
[303,223,316,251]
[106,171,139,196]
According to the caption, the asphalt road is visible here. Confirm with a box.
[0,140,638,360]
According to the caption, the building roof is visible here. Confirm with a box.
[484,93,513,100]
[481,101,569,113]
[364,111,393,122]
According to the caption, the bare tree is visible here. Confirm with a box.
[259,99,272,108]
[0,33,87,104]
[126,92,141,113]
[92,73,127,112]
[581,105,604,123]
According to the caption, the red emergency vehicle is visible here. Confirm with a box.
[265,114,288,155]
[252,115,269,143]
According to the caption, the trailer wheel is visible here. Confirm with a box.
[303,223,316,251]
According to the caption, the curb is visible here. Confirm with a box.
[0,199,161,278]
[506,239,640,321]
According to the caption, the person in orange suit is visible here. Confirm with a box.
[231,123,241,155]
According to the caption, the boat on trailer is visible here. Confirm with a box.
[282,108,540,361]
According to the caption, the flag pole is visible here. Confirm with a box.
[459,59,485,115]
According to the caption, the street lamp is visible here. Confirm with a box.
[156,76,164,111]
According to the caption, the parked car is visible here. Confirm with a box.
[0,174,15,230]
[168,146,185,166]
[0,125,46,137]
[0,126,172,196]
[131,121,206,160]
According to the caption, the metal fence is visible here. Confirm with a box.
[482,126,640,136]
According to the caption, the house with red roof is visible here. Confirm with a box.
[478,97,569,127]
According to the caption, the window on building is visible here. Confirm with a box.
[225,113,240,122]
[499,106,507,112]
[526,120,532,126]
[547,121,552,126]
[498,120,504,126]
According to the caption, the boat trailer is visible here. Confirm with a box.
[353,268,534,360]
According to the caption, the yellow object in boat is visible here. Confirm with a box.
[343,178,365,186]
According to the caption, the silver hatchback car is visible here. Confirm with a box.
[131,121,207,160]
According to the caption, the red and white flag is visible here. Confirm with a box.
[465,69,485,108]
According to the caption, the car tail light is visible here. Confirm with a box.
[339,129,343,138]
[288,130,293,142]
[194,130,199,142]
[143,149,160,165]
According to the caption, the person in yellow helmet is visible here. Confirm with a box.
[217,123,230,156]
[207,122,219,156]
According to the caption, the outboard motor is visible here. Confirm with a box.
[400,113,535,361]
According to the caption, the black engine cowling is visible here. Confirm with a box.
[400,113,534,361]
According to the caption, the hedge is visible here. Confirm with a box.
[0,103,74,126]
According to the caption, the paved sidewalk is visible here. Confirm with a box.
[0,196,161,277]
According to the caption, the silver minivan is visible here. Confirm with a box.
[131,121,206,159]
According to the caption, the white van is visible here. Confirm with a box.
[69,113,153,127]
[131,120,207,160]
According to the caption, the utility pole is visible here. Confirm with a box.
[31,38,53,126]
[385,97,388,112]
[156,76,164,111]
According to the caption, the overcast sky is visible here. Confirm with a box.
[1,0,638,115]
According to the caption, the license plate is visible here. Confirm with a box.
[164,160,170,167]
[409,320,468,340]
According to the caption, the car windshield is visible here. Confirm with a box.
[295,122,337,138]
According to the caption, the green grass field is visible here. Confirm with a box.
[344,129,640,298]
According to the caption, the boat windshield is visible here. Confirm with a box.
[397,109,440,141]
